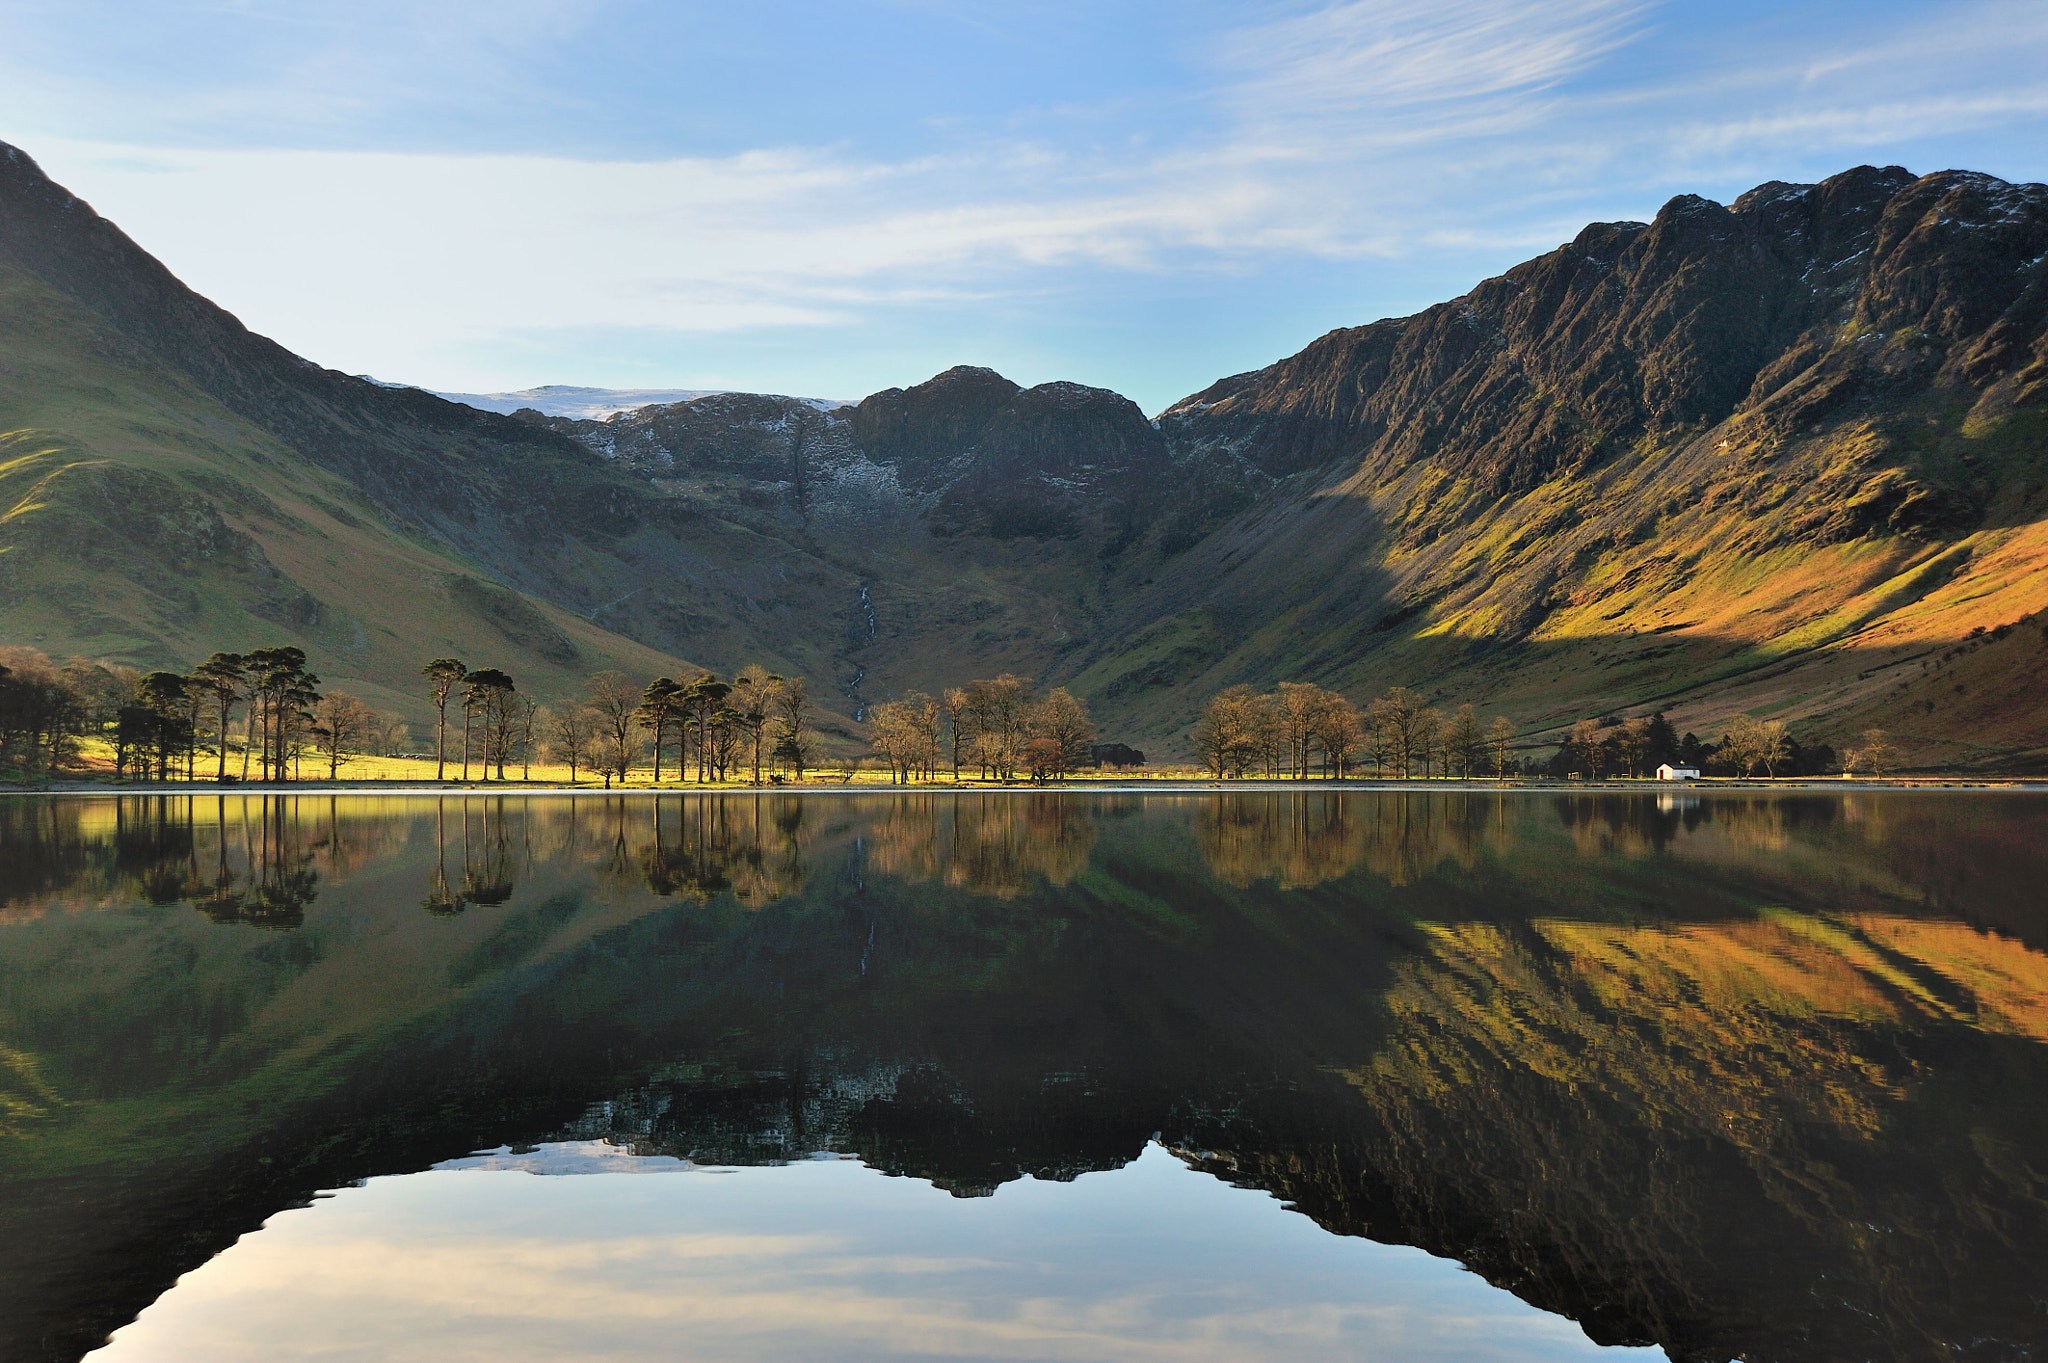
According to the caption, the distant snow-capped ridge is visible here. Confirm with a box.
[426,383,854,420]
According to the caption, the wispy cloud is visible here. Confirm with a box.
[12,0,2048,404]
[1221,0,1651,118]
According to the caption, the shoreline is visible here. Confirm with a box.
[6,778,2045,795]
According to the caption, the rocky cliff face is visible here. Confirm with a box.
[1160,165,2047,509]
[530,363,1169,546]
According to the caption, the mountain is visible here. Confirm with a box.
[508,165,2048,768]
[1093,165,2048,768]
[429,384,852,420]
[5,138,2048,766]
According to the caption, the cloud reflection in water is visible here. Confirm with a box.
[93,1143,1647,1363]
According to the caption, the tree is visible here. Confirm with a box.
[1445,704,1482,780]
[513,694,540,780]
[587,670,641,784]
[670,674,727,781]
[943,687,971,780]
[0,651,92,780]
[113,702,159,780]
[1313,694,1364,778]
[771,675,813,780]
[733,665,779,783]
[135,671,193,781]
[1276,682,1326,780]
[1028,687,1096,780]
[1851,728,1897,779]
[1719,715,1789,778]
[1488,716,1516,779]
[635,677,684,781]
[1566,718,1606,778]
[870,690,942,783]
[463,669,517,780]
[1412,706,1443,779]
[542,705,596,783]
[1756,719,1790,778]
[1645,711,1680,771]
[706,703,745,780]
[422,659,467,781]
[962,674,1033,780]
[1023,736,1062,782]
[312,691,375,779]
[244,646,318,782]
[1193,685,1265,778]
[1614,717,1652,778]
[1370,687,1429,779]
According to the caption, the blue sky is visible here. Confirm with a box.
[5,0,2048,411]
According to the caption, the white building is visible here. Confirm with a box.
[1656,764,1701,781]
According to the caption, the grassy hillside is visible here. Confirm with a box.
[0,267,685,720]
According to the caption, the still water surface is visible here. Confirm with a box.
[0,791,2043,1363]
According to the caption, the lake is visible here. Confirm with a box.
[0,790,2043,1363]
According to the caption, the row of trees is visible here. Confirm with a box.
[866,675,1097,782]
[0,643,823,786]
[503,665,816,787]
[1192,686,1892,782]
[0,644,392,782]
[0,637,1914,786]
[1194,684,1517,780]
[1550,712,1856,779]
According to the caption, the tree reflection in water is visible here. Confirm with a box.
[0,796,323,930]
[867,792,1097,897]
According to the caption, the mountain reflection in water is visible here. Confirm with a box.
[0,790,2042,1363]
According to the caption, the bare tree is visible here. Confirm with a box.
[1720,715,1788,777]
[1758,719,1790,778]
[962,674,1033,780]
[1567,718,1605,778]
[1615,717,1652,778]
[771,675,813,780]
[587,670,641,784]
[1028,687,1095,780]
[1312,693,1364,778]
[734,664,778,783]
[1445,704,1482,780]
[1276,682,1324,780]
[1192,685,1265,778]
[1370,687,1430,779]
[513,694,540,780]
[1851,727,1897,779]
[1413,706,1443,779]
[543,704,597,783]
[943,686,971,780]
[1488,716,1516,779]
[312,691,375,779]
